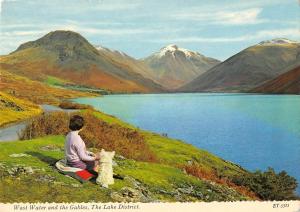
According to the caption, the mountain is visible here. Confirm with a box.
[95,45,159,86]
[179,38,300,92]
[0,30,164,93]
[143,44,220,89]
[252,64,300,94]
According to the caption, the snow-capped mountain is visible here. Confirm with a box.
[143,44,220,89]
[154,44,201,58]
[259,38,299,45]
[180,38,300,93]
[95,45,129,58]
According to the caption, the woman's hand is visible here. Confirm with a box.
[87,151,95,157]
[95,152,101,160]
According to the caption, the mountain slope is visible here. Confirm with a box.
[0,30,164,93]
[0,91,41,126]
[0,66,92,105]
[143,45,220,89]
[252,64,300,94]
[95,45,161,87]
[179,39,300,92]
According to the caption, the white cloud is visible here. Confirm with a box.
[0,24,177,54]
[149,28,300,43]
[1,30,48,36]
[173,8,265,25]
[0,23,176,38]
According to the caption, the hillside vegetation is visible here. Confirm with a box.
[0,30,164,93]
[0,92,41,127]
[252,65,300,94]
[0,109,257,202]
[0,67,95,105]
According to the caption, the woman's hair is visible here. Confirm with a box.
[69,115,85,131]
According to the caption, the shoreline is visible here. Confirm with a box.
[0,104,79,142]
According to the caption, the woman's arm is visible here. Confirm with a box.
[74,142,95,162]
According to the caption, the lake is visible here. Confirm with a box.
[74,93,300,194]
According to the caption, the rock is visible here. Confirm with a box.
[35,174,56,182]
[110,187,143,202]
[110,186,154,203]
[71,183,82,188]
[7,165,34,176]
[193,191,204,199]
[9,153,31,158]
[157,189,177,196]
[124,176,141,188]
[177,186,193,194]
[53,181,66,186]
[174,194,185,202]
[23,166,34,174]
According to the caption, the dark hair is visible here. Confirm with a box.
[69,115,85,131]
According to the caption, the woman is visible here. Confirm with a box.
[65,115,99,172]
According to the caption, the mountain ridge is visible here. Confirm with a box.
[2,30,165,93]
[179,39,300,92]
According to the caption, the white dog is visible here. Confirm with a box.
[96,149,115,188]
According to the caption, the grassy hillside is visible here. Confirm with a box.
[0,67,95,105]
[252,65,300,94]
[0,92,41,127]
[0,30,165,93]
[0,110,255,203]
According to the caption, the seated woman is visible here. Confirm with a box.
[65,115,99,172]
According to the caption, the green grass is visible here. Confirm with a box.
[0,135,248,202]
[0,110,252,202]
[44,76,70,86]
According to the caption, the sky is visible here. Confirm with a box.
[0,0,299,60]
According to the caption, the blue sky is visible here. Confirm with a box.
[0,0,299,60]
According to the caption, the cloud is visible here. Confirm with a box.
[173,8,265,25]
[1,30,48,36]
[0,24,176,54]
[0,22,178,38]
[70,26,161,35]
[149,28,300,43]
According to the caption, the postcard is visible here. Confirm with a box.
[0,0,299,211]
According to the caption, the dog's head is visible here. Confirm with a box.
[99,149,115,163]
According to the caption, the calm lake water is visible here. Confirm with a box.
[75,93,300,194]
